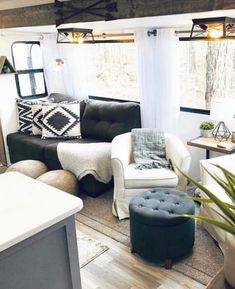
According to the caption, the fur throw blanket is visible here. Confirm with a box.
[57,142,112,183]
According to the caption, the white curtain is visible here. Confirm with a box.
[135,28,180,134]
[40,34,67,95]
[40,34,89,99]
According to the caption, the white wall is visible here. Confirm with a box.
[178,111,211,179]
[0,32,41,164]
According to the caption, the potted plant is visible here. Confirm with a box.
[179,165,235,288]
[200,121,214,137]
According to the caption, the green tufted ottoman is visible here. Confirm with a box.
[129,188,195,269]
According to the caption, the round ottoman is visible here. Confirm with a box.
[6,160,48,179]
[37,170,78,195]
[129,188,195,269]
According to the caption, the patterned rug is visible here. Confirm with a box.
[77,231,109,268]
[76,189,223,285]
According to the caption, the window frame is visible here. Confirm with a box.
[89,95,140,104]
[180,106,210,115]
[11,41,47,99]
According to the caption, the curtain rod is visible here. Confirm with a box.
[94,33,134,37]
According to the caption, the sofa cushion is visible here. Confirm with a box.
[7,132,60,163]
[81,100,141,141]
[124,163,178,189]
[42,102,81,139]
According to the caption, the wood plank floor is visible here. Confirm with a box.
[76,221,205,289]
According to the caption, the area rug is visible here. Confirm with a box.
[76,189,223,285]
[76,231,109,268]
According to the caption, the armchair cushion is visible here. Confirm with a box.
[124,164,178,189]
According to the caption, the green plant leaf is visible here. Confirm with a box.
[209,207,234,226]
[213,165,235,199]
[176,167,235,224]
[202,165,234,200]
[180,214,235,235]
[191,197,212,203]
[214,164,235,181]
[226,203,235,210]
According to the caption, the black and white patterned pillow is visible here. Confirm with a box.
[42,102,81,139]
[32,104,44,135]
[16,100,33,133]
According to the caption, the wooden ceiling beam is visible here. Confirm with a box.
[0,0,235,29]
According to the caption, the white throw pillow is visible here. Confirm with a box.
[42,101,81,139]
[32,103,44,135]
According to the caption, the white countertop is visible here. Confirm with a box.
[0,172,83,252]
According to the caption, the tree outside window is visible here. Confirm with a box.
[180,41,235,111]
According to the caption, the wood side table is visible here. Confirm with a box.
[187,137,235,159]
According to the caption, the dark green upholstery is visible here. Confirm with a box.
[129,188,195,265]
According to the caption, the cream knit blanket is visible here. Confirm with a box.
[57,142,112,184]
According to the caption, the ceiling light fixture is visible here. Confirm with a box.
[57,28,95,44]
[179,17,235,41]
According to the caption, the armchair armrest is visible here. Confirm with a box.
[165,133,191,191]
[111,132,132,166]
[111,133,133,212]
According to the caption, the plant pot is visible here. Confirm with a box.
[224,233,235,289]
[200,129,213,138]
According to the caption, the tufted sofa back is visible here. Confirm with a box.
[81,100,141,142]
[48,93,141,142]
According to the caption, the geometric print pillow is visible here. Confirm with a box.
[41,101,81,139]
[32,104,44,135]
[16,100,33,133]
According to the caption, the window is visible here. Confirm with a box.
[12,41,47,99]
[84,43,139,102]
[179,41,235,113]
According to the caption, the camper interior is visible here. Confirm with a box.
[0,1,235,289]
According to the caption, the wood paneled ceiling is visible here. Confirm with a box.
[0,1,53,10]
[1,0,235,29]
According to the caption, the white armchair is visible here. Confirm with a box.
[200,154,235,251]
[111,132,191,219]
